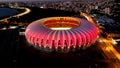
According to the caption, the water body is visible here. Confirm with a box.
[0,8,19,19]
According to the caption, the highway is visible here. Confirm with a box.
[97,37,120,68]
[81,12,120,68]
[80,12,97,24]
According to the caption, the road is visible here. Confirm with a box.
[80,12,120,68]
[97,37,120,68]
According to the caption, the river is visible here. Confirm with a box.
[0,8,19,19]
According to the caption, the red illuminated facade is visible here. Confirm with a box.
[25,17,98,51]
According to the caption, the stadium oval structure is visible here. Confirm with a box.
[25,17,98,52]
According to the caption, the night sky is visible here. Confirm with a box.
[0,0,100,2]
[0,0,69,2]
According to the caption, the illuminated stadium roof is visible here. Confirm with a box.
[25,17,98,52]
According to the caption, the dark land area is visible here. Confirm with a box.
[0,7,108,68]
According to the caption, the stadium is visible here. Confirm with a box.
[25,17,98,52]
